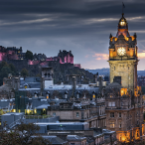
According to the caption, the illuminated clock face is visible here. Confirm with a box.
[117,47,126,56]
[120,21,125,26]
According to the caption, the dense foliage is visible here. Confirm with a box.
[0,61,18,85]
[25,50,33,60]
[21,68,29,78]
[0,122,50,145]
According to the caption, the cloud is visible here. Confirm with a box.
[94,53,109,60]
[0,0,143,70]
[138,53,145,59]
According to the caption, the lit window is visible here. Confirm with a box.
[110,121,115,128]
[110,112,114,117]
[93,94,96,99]
[46,95,49,99]
[119,135,122,141]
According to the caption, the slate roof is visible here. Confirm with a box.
[67,135,86,141]
[0,84,12,92]
[36,104,50,109]
[31,136,68,145]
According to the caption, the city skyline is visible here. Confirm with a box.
[0,0,144,70]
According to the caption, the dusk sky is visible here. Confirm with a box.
[0,0,145,70]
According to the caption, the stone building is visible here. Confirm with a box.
[105,13,144,143]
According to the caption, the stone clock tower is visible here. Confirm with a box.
[108,13,138,91]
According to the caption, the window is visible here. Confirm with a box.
[70,143,75,145]
[108,102,115,107]
[119,112,121,117]
[119,121,122,128]
[110,121,115,128]
[65,94,67,98]
[76,112,79,117]
[53,112,56,116]
[77,94,79,99]
[137,131,139,137]
[119,135,122,141]
[110,112,114,117]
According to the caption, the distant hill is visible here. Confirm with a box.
[86,68,145,76]
[86,68,110,76]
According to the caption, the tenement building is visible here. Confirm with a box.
[105,13,145,142]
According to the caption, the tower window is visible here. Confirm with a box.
[114,66,115,70]
[119,112,121,117]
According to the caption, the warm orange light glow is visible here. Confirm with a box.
[118,132,130,142]
[109,50,113,58]
[130,49,134,57]
[131,36,135,41]
[115,38,117,41]
[124,36,129,41]
[120,88,128,96]
[135,129,140,140]
[110,37,117,42]
[137,86,141,92]
[134,86,141,97]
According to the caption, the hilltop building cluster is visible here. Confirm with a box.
[0,46,81,68]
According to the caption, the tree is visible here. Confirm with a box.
[0,122,50,145]
[9,63,16,73]
[0,61,18,85]
[25,50,33,60]
[21,68,29,78]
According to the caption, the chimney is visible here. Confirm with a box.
[71,75,76,98]
[99,76,103,92]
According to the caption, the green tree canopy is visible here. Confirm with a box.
[25,50,33,60]
[0,122,50,145]
[0,61,19,85]
[21,68,29,78]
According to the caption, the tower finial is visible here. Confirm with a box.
[122,2,125,14]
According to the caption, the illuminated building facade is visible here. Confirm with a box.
[105,13,145,143]
[109,13,138,92]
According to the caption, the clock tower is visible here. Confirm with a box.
[108,13,138,91]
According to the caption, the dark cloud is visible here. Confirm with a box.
[0,0,144,69]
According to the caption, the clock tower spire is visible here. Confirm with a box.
[108,13,138,92]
